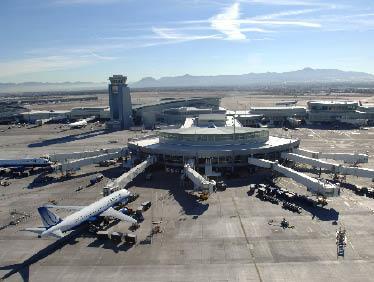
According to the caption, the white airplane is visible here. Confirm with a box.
[67,119,88,129]
[24,189,137,238]
[0,157,51,168]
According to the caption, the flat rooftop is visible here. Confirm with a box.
[164,106,211,112]
[133,97,219,110]
[198,113,226,121]
[308,100,358,105]
[20,110,70,115]
[130,135,299,155]
[71,106,109,110]
[160,126,265,135]
[250,106,306,111]
[236,114,263,118]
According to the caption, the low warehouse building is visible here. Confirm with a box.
[20,107,110,124]
[20,110,70,123]
[70,107,110,120]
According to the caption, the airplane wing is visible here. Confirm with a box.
[43,204,85,210]
[100,207,137,224]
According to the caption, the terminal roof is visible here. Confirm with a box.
[20,110,70,115]
[308,100,358,105]
[250,106,306,110]
[160,126,265,135]
[133,97,218,110]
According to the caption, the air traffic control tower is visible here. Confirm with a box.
[106,75,133,130]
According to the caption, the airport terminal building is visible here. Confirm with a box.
[132,97,220,128]
[128,126,299,172]
[249,106,307,125]
[307,100,374,125]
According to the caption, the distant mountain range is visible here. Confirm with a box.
[1,68,374,93]
[130,68,374,88]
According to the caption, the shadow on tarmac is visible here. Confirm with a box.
[299,123,363,131]
[224,172,273,188]
[87,238,133,254]
[306,204,340,221]
[28,165,123,189]
[132,171,209,217]
[0,228,84,281]
[28,129,109,148]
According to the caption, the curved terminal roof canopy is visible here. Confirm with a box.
[159,126,269,145]
[160,126,264,135]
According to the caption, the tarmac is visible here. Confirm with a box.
[0,123,374,281]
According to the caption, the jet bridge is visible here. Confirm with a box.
[50,147,128,173]
[48,147,127,163]
[55,152,123,173]
[293,148,368,164]
[281,152,374,180]
[248,157,339,197]
[103,156,156,196]
[183,163,216,193]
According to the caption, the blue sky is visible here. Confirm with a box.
[1,0,374,83]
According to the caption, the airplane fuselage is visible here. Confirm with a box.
[68,120,88,129]
[0,158,51,168]
[42,190,129,236]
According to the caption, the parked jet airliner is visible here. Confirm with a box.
[67,119,88,129]
[67,116,96,129]
[24,189,137,238]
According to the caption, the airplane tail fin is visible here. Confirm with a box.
[37,207,62,228]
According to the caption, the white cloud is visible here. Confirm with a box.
[0,55,100,77]
[54,0,121,5]
[86,51,117,60]
[143,27,222,47]
[310,12,374,31]
[16,0,368,78]
[210,2,247,40]
[208,2,321,40]
[239,27,274,33]
[240,19,321,27]
[241,0,334,7]
[152,27,220,41]
[253,8,320,20]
